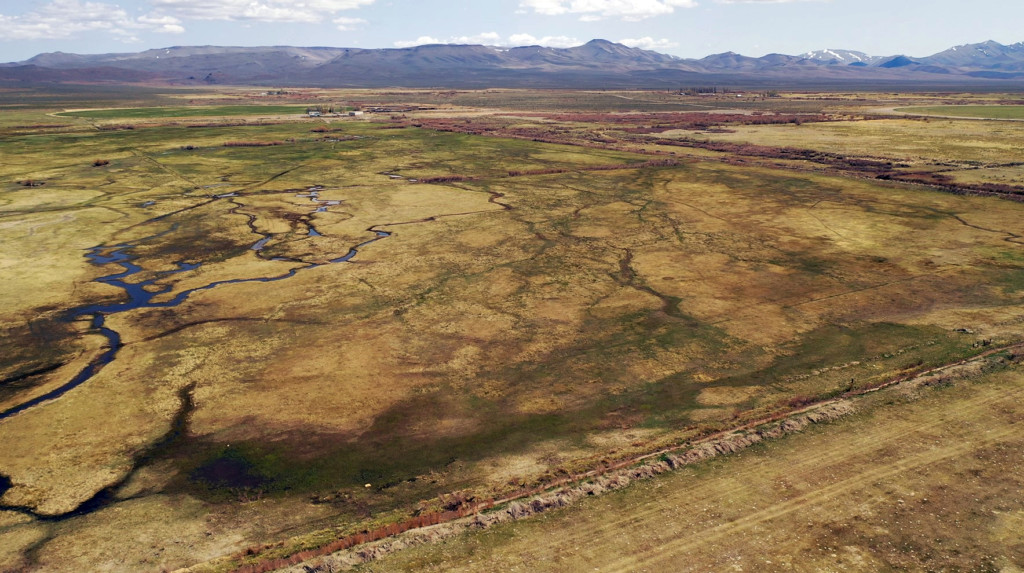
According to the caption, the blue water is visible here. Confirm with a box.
[0,222,393,421]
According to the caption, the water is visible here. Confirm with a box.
[0,202,390,420]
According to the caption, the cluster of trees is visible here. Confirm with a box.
[305,104,360,114]
[678,87,780,97]
[680,86,719,95]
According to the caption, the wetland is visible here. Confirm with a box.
[1,87,1023,571]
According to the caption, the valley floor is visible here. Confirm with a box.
[1,87,1023,572]
[362,360,1024,572]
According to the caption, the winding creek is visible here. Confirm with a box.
[0,187,391,421]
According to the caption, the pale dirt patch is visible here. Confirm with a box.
[585,427,661,450]
[688,407,732,422]
[696,386,759,407]
[479,440,596,486]
[587,287,660,318]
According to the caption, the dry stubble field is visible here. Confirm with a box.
[0,88,1023,571]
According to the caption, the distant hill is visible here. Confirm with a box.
[800,49,884,66]
[925,40,1024,71]
[878,56,920,69]
[4,39,1024,88]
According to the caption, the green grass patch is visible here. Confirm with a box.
[57,105,313,119]
[897,105,1024,120]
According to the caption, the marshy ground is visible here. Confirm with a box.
[0,87,1022,571]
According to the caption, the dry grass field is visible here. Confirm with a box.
[365,355,1024,572]
[1,88,1023,571]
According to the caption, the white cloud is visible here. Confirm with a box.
[518,0,697,21]
[620,36,678,51]
[149,0,376,23]
[333,16,366,31]
[394,36,442,48]
[450,32,503,45]
[394,33,584,49]
[506,34,582,48]
[0,0,377,42]
[137,14,186,33]
[0,0,183,41]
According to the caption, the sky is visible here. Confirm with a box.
[1,0,1022,63]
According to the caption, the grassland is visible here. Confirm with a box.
[57,105,313,119]
[366,355,1024,572]
[1,88,1023,571]
[897,104,1024,119]
[639,116,1024,189]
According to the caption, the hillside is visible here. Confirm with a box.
[4,39,1024,87]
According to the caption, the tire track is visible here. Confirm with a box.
[537,382,1024,573]
[566,376,1017,552]
[614,418,1020,573]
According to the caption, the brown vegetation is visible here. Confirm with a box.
[646,137,1024,199]
[507,158,678,177]
[413,175,474,184]
[250,402,856,573]
[5,89,1024,573]
[222,141,285,147]
[506,111,833,131]
[394,112,1024,201]
[187,122,252,128]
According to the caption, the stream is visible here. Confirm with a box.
[0,189,391,421]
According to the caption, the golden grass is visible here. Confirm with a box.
[368,363,1024,573]
[2,91,1024,571]
[678,118,1024,182]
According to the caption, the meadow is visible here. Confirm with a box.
[368,354,1024,572]
[1,88,1023,572]
[56,105,312,119]
[897,104,1024,119]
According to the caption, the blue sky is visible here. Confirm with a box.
[1,0,1021,62]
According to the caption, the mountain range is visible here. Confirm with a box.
[3,39,1024,88]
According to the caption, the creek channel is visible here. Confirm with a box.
[0,188,390,421]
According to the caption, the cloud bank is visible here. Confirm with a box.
[518,0,697,21]
[0,0,183,41]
